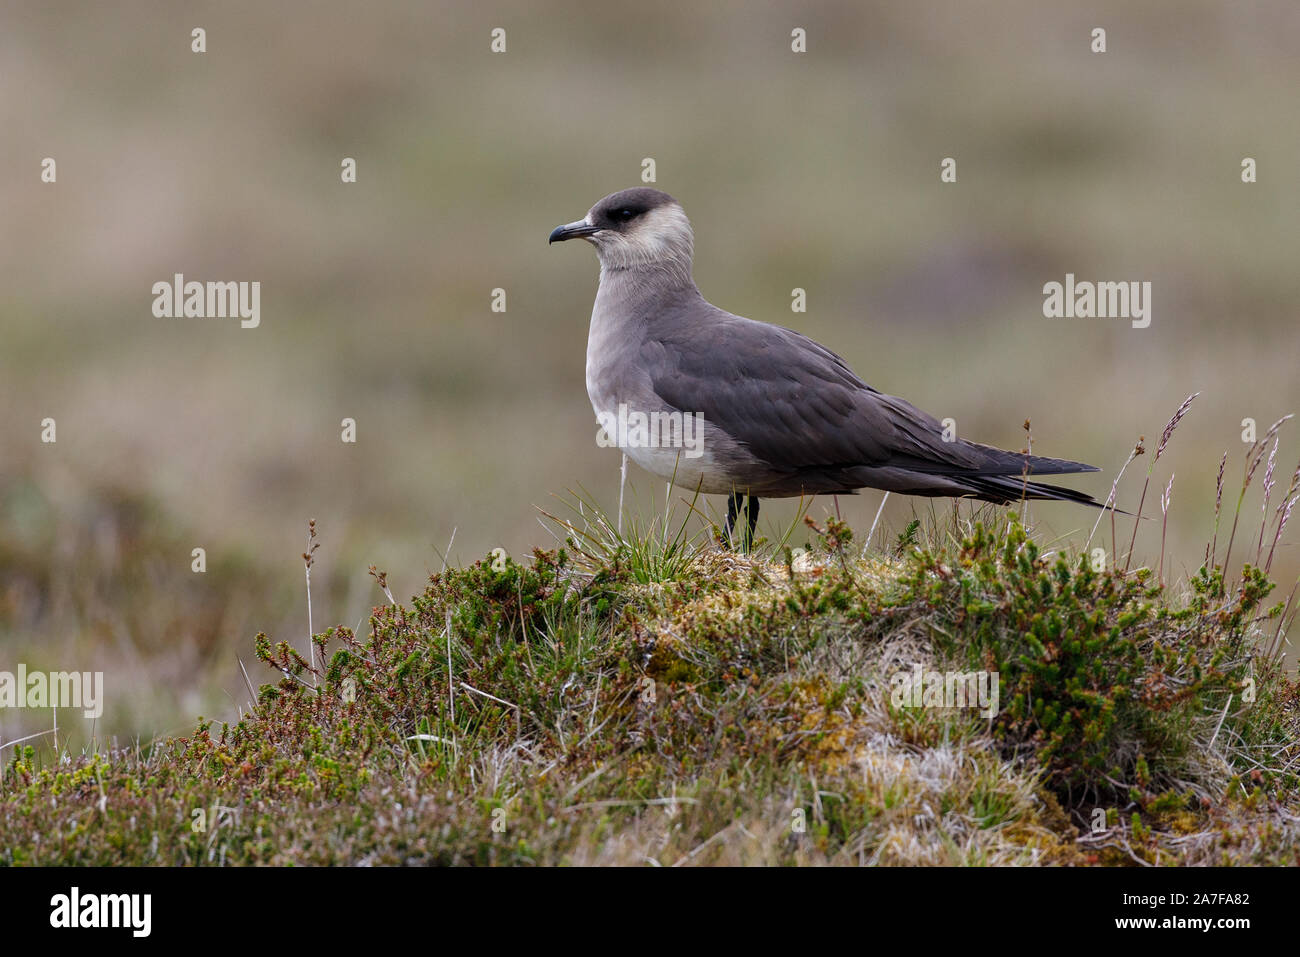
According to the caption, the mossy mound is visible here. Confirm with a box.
[3,516,1297,865]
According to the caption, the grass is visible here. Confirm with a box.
[3,428,1299,865]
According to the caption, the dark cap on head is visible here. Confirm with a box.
[587,188,678,228]
[549,187,682,244]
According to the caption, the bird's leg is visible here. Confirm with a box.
[725,491,742,548]
[724,492,759,551]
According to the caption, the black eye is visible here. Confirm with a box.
[616,207,638,221]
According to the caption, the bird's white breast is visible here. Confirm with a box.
[588,403,735,493]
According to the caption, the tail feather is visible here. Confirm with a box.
[961,444,1101,477]
[890,444,1101,479]
[959,473,1130,514]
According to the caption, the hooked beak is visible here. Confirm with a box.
[548,220,601,244]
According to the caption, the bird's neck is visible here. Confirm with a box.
[593,261,699,323]
[586,264,702,408]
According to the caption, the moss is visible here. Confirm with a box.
[2,516,1298,865]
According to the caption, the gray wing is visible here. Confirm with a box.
[642,311,1094,480]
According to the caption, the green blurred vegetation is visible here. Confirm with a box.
[1,0,1298,745]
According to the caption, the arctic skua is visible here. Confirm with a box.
[549,187,1102,546]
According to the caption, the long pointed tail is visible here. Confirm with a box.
[961,473,1130,514]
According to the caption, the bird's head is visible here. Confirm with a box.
[549,188,694,278]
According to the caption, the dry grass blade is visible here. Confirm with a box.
[1223,414,1294,579]
[1125,393,1198,572]
[1209,451,1227,567]
[1159,473,1174,587]
[1086,436,1144,555]
[1255,437,1279,564]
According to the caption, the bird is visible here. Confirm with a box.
[549,187,1104,548]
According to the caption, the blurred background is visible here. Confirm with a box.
[2,0,1297,747]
